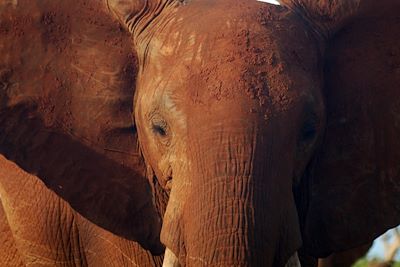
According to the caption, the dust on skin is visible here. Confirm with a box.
[167,2,305,115]
[134,2,319,266]
[4,0,399,266]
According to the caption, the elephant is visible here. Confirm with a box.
[1,0,400,266]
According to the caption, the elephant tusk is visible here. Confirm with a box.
[285,252,302,267]
[162,247,300,266]
[163,248,181,267]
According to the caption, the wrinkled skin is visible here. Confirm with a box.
[1,0,400,266]
[0,156,164,267]
[134,2,324,266]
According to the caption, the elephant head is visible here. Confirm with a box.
[1,0,400,266]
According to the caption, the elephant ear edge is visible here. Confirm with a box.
[296,0,400,257]
[280,0,399,40]
[0,0,164,254]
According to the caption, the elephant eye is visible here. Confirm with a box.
[149,113,170,142]
[300,120,317,141]
[152,123,167,137]
[151,116,169,137]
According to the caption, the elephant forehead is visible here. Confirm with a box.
[136,0,318,115]
[137,0,318,114]
[147,0,291,60]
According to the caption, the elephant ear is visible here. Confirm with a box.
[291,0,400,257]
[280,0,396,40]
[0,0,163,253]
[106,0,170,35]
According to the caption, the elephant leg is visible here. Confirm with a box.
[0,155,88,266]
[0,155,163,267]
[76,214,164,267]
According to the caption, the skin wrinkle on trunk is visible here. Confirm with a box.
[160,99,304,266]
[185,124,258,265]
[176,116,302,266]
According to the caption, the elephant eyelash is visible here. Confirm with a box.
[152,123,168,137]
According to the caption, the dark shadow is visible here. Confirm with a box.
[0,103,164,254]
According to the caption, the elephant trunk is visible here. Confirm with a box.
[161,112,302,266]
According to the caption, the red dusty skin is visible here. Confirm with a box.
[160,92,313,266]
[151,1,325,265]
[156,2,324,263]
[1,0,400,266]
[182,101,303,266]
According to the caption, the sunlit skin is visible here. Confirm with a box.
[0,0,400,267]
[130,2,323,265]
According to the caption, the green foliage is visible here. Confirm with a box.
[352,258,369,267]
[352,258,400,267]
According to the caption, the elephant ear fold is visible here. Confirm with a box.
[298,3,400,257]
[106,0,146,32]
[106,0,166,34]
[0,0,163,254]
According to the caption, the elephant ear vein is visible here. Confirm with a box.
[0,0,163,254]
